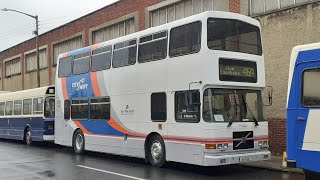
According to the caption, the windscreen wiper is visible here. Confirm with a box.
[227,95,238,127]
[241,95,259,126]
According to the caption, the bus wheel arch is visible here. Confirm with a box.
[23,125,32,145]
[72,129,85,155]
[145,132,166,167]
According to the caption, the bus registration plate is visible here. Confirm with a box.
[239,156,250,162]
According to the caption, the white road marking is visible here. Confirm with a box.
[77,165,147,180]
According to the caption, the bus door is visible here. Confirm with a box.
[295,61,320,169]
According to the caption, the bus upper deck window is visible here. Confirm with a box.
[58,56,73,77]
[169,21,201,57]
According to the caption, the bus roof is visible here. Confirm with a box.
[0,86,54,101]
[58,11,261,59]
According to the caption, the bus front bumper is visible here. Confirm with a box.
[43,135,54,141]
[203,150,271,166]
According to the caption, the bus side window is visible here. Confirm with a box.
[175,91,200,123]
[151,92,167,122]
[23,99,32,115]
[73,52,90,75]
[92,46,112,72]
[5,101,13,116]
[71,99,89,120]
[169,21,201,57]
[0,102,5,116]
[302,68,320,107]
[33,98,43,114]
[90,97,110,120]
[113,39,137,68]
[138,31,167,63]
[58,56,73,78]
[64,100,71,119]
[13,100,22,115]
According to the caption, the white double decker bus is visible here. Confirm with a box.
[55,11,270,167]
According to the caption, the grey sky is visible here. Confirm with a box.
[0,0,118,51]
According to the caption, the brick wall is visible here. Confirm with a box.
[229,0,241,13]
[268,119,287,155]
[0,0,164,89]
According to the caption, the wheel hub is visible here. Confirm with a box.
[75,134,83,151]
[151,140,162,161]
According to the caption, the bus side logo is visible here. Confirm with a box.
[72,78,88,91]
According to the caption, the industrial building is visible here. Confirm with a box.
[0,0,318,154]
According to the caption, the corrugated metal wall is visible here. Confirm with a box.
[25,49,47,72]
[251,0,311,15]
[92,18,135,44]
[5,57,21,77]
[150,0,227,27]
[53,36,83,65]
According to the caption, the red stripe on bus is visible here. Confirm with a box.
[90,72,101,97]
[61,77,68,100]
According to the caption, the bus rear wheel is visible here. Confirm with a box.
[24,128,32,145]
[147,135,166,168]
[73,129,85,154]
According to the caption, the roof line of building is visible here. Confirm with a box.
[0,0,122,54]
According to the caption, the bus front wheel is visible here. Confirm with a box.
[24,128,32,145]
[147,135,166,168]
[73,129,85,154]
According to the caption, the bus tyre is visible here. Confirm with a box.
[147,135,166,168]
[24,128,32,145]
[73,130,85,155]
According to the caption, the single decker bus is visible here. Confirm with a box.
[0,86,55,145]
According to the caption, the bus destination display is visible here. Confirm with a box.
[219,58,257,83]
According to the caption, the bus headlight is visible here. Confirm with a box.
[205,143,229,150]
[258,141,268,146]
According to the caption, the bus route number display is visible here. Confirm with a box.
[219,58,257,83]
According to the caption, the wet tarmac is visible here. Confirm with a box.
[0,140,304,180]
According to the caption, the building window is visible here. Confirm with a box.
[250,0,311,16]
[90,97,110,120]
[5,57,21,77]
[23,99,32,115]
[64,100,71,119]
[33,98,43,114]
[58,56,73,78]
[151,93,167,121]
[25,49,47,73]
[73,51,90,75]
[169,21,201,57]
[149,0,227,27]
[175,90,200,123]
[138,31,167,63]
[14,100,22,115]
[0,102,4,116]
[92,46,112,72]
[302,68,320,107]
[5,101,13,116]
[92,18,135,44]
[71,99,88,120]
[53,36,83,65]
[112,39,137,68]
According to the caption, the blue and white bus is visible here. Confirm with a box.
[0,86,55,145]
[287,43,320,179]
